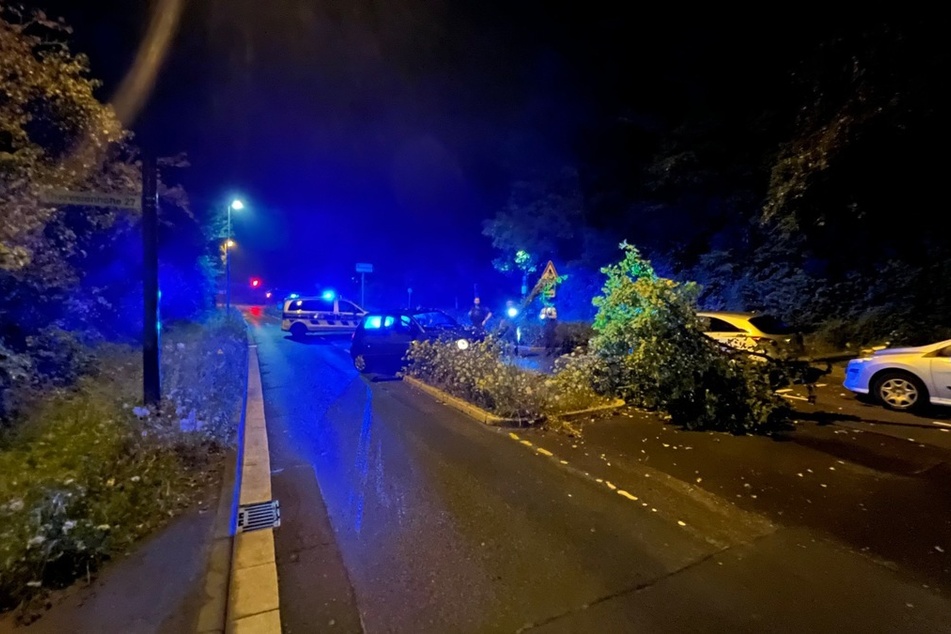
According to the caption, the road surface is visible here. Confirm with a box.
[244,310,951,633]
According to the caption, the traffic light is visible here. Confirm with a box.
[250,277,261,288]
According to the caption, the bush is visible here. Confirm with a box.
[0,315,247,611]
[592,243,787,433]
[405,337,610,422]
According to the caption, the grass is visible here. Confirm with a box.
[0,313,247,613]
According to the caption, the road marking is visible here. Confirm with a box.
[520,439,533,447]
[605,481,617,490]
[617,490,638,501]
[509,432,521,440]
[776,388,794,393]
[781,394,810,402]
[537,447,553,457]
[932,421,951,429]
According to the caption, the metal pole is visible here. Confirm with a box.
[360,272,365,308]
[225,204,231,312]
[142,156,161,406]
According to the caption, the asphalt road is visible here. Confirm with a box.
[244,310,951,633]
[780,366,951,451]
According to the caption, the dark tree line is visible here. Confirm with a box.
[485,19,950,347]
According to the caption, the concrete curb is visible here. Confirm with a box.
[223,342,282,633]
[402,375,531,426]
[402,376,624,426]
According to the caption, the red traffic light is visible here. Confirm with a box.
[250,277,261,288]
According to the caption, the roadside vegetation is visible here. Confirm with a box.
[406,338,612,425]
[0,6,242,617]
[409,244,798,434]
[0,316,247,614]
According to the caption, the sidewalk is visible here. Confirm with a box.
[520,409,951,594]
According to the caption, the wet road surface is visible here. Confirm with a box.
[245,312,951,633]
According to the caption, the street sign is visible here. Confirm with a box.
[539,260,559,298]
[40,189,141,210]
[355,262,373,273]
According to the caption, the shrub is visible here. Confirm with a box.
[405,337,611,423]
[0,315,247,611]
[592,243,787,433]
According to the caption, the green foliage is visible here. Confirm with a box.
[405,337,609,423]
[0,317,247,610]
[0,5,138,273]
[592,243,786,432]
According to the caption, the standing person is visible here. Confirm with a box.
[468,297,492,332]
[539,303,559,356]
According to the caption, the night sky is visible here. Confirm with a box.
[25,1,848,306]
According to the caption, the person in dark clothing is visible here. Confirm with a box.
[468,297,492,331]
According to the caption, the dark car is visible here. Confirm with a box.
[350,308,479,373]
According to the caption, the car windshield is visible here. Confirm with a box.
[748,315,796,335]
[412,311,457,329]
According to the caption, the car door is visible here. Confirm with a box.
[702,316,749,347]
[929,345,951,403]
[376,315,417,369]
[305,298,336,331]
[336,300,364,329]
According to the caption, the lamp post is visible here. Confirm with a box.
[225,198,244,312]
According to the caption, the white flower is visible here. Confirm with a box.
[132,406,149,418]
[64,478,75,486]
[27,535,46,547]
[176,342,186,350]
[7,498,24,512]
[96,524,110,531]
[106,478,115,487]
[63,520,76,533]
[130,476,141,483]
[26,581,42,588]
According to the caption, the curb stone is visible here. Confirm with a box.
[223,333,281,633]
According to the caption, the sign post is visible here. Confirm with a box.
[355,262,373,308]
[141,157,160,406]
[39,179,157,405]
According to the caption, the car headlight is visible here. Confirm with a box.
[455,339,469,350]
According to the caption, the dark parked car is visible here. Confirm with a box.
[350,308,479,373]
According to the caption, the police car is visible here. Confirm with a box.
[282,295,368,338]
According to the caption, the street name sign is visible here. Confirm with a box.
[40,189,141,210]
[355,262,373,273]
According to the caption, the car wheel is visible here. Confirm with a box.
[290,323,307,339]
[873,371,928,411]
[353,354,371,373]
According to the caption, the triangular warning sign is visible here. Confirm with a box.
[540,260,558,280]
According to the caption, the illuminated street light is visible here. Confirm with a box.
[225,239,236,248]
[225,198,245,312]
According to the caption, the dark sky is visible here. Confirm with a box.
[26,1,834,306]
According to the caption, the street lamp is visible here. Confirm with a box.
[225,198,244,312]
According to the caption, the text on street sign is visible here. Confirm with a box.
[40,189,142,210]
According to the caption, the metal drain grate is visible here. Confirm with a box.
[237,500,280,532]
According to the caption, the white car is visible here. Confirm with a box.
[843,339,951,411]
[281,295,367,338]
[697,311,804,357]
